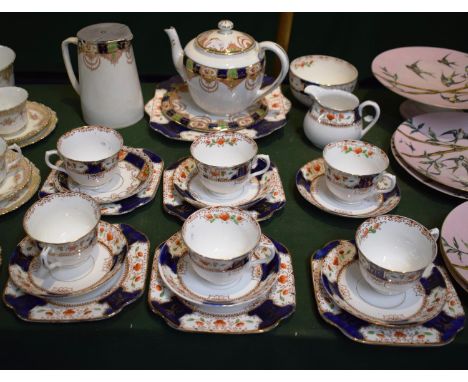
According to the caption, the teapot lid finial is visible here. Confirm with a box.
[195,20,255,55]
[218,20,234,33]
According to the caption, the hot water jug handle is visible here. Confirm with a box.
[61,37,80,95]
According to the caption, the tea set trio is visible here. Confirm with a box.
[0,21,466,345]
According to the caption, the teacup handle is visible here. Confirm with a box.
[45,150,68,175]
[61,37,80,95]
[372,171,396,195]
[253,41,289,104]
[359,101,381,137]
[429,228,440,241]
[6,144,22,170]
[250,242,276,266]
[40,247,62,270]
[249,154,270,179]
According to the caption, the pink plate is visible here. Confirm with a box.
[441,201,468,291]
[372,47,468,109]
[393,112,468,193]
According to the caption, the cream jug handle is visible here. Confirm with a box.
[429,228,440,241]
[253,41,289,104]
[6,144,22,170]
[61,37,80,95]
[40,247,62,270]
[359,101,380,137]
[249,154,270,179]
[250,243,276,266]
[45,150,68,175]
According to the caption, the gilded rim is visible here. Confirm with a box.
[14,111,58,148]
[56,125,123,164]
[0,152,32,200]
[0,163,40,216]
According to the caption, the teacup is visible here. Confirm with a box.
[356,215,439,295]
[0,137,22,185]
[0,87,28,135]
[190,132,270,197]
[0,46,15,87]
[181,206,276,285]
[45,125,123,188]
[23,192,101,271]
[323,140,396,204]
[289,55,358,107]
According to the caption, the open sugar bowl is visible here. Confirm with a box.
[45,125,123,188]
[181,206,276,286]
[289,55,358,107]
[323,140,396,204]
[356,215,439,295]
[23,192,101,271]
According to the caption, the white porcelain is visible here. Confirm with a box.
[62,23,144,128]
[190,131,270,196]
[0,137,22,185]
[303,86,380,149]
[23,192,101,271]
[165,19,289,116]
[181,207,276,285]
[0,45,15,87]
[323,140,396,204]
[45,125,123,188]
[356,215,439,295]
[0,87,28,135]
[289,55,358,106]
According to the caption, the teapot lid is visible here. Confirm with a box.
[195,20,255,55]
[77,23,133,43]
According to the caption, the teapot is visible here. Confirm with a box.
[303,86,380,149]
[165,20,289,116]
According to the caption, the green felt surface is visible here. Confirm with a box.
[0,83,466,369]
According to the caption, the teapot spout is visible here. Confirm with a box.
[165,27,187,81]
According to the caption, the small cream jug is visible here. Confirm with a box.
[62,23,144,128]
[303,86,380,149]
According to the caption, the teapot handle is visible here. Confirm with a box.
[253,41,289,104]
[359,101,380,137]
[61,37,80,95]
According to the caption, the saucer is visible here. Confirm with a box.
[158,232,278,307]
[174,157,276,208]
[311,240,465,346]
[164,158,286,221]
[146,76,291,141]
[321,240,447,326]
[53,147,152,204]
[3,101,52,145]
[4,223,150,323]
[161,85,268,132]
[39,148,164,215]
[296,158,401,218]
[0,150,31,200]
[9,221,127,298]
[149,234,295,333]
[0,161,40,216]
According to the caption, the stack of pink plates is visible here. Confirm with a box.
[441,201,468,292]
[391,111,468,200]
